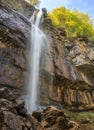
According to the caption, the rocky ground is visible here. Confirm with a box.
[0,87,80,130]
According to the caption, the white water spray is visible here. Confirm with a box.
[25,10,48,113]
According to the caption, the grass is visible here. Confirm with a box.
[63,108,94,130]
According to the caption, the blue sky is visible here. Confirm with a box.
[40,0,94,17]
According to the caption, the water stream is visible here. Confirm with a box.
[25,10,48,113]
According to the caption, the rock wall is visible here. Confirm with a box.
[0,0,35,18]
[0,0,93,129]
[0,0,31,96]
[0,87,80,130]
[41,17,94,111]
[0,0,94,111]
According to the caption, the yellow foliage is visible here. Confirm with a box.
[48,7,94,42]
[29,0,39,5]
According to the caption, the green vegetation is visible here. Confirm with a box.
[28,0,40,5]
[64,109,94,122]
[49,7,94,42]
[63,109,94,130]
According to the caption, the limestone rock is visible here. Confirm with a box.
[0,0,35,18]
[41,16,94,111]
[32,110,42,122]
[0,87,15,101]
[0,0,31,96]
[32,106,80,130]
[4,111,22,130]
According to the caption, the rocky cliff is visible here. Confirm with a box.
[0,0,32,96]
[0,0,94,111]
[0,0,94,129]
[41,16,94,111]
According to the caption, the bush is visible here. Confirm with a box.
[48,7,94,42]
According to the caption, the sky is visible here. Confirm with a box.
[40,0,94,17]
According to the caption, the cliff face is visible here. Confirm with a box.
[0,0,31,95]
[41,17,94,111]
[0,0,94,129]
[0,0,35,18]
[0,0,94,111]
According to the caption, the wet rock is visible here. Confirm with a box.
[32,110,42,122]
[32,106,80,130]
[0,87,15,101]
[15,99,27,117]
[42,8,47,18]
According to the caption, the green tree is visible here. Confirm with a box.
[28,0,40,5]
[48,7,94,42]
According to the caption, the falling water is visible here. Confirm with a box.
[25,10,48,113]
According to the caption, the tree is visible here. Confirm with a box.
[28,0,40,5]
[48,7,94,42]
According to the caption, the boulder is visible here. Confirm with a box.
[32,110,42,122]
[0,98,16,112]
[15,99,27,117]
[0,111,23,130]
[32,106,80,130]
[0,87,15,101]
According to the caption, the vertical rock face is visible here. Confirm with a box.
[0,0,31,95]
[41,17,94,110]
[0,0,35,18]
[0,0,94,111]
[0,0,93,129]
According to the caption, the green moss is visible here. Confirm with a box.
[63,108,94,129]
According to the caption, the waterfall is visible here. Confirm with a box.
[25,10,48,113]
